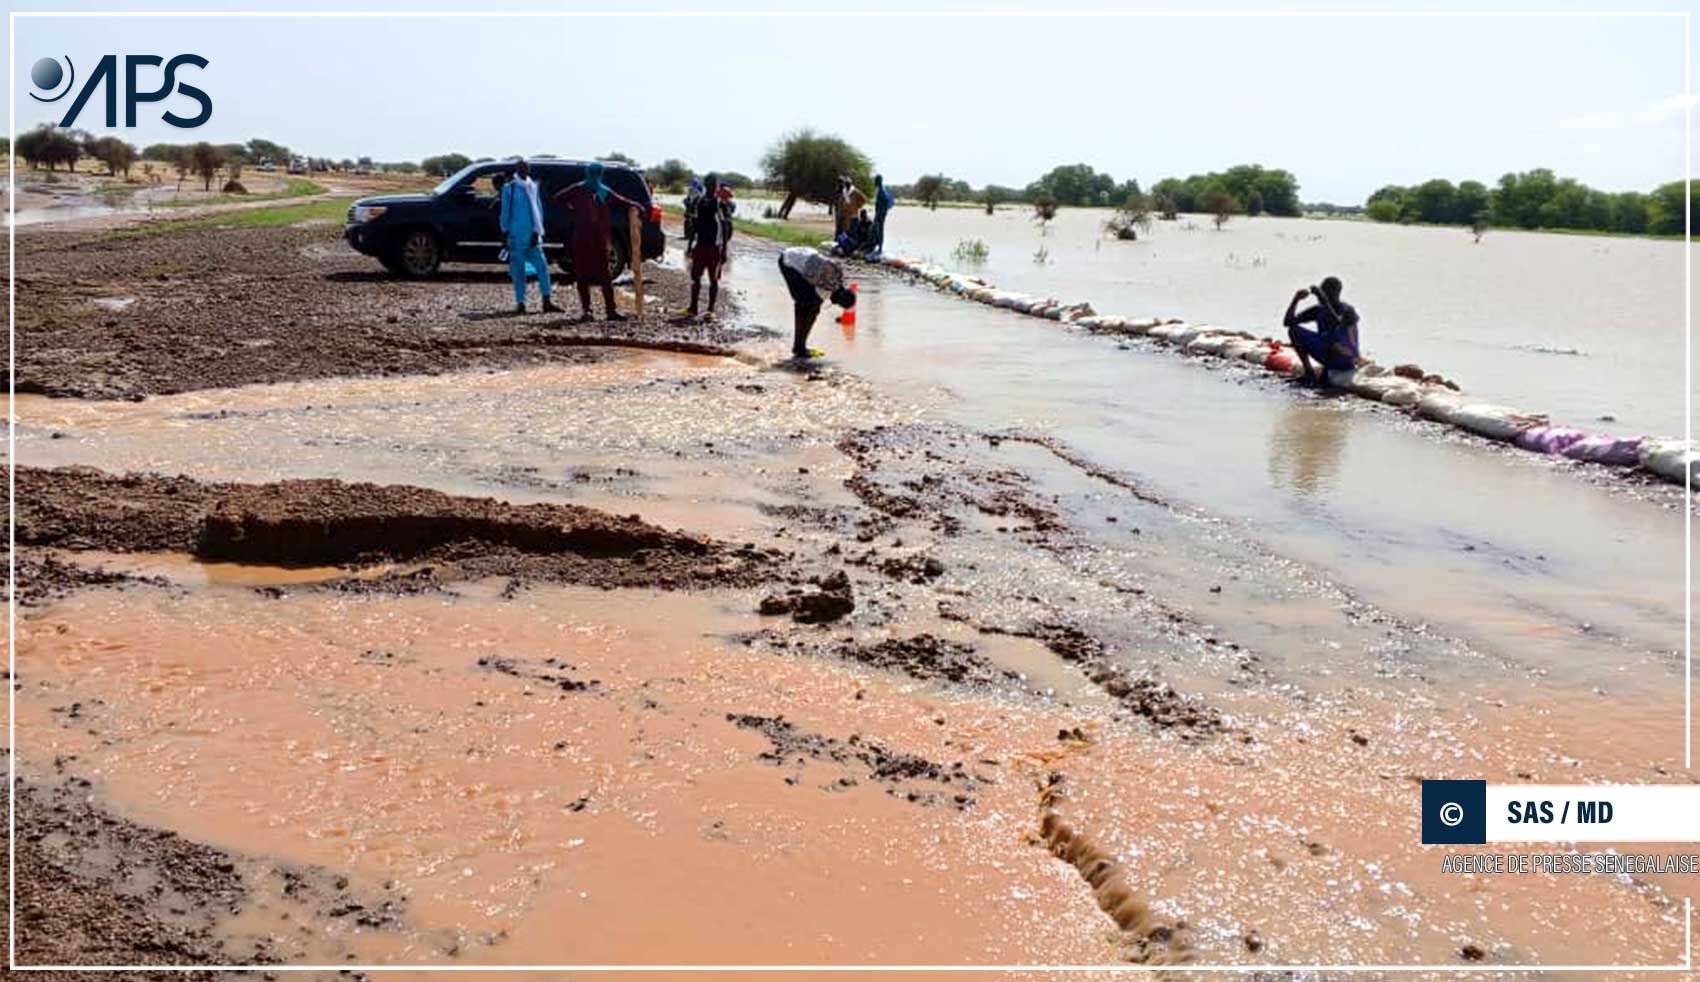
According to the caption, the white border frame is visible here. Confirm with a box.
[0,7,1693,971]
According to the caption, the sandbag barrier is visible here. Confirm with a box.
[856,250,1697,489]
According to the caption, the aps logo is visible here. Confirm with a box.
[29,54,211,128]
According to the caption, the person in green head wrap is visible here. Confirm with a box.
[554,161,645,322]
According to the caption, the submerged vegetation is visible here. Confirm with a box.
[951,239,990,262]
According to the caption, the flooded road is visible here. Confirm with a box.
[717,245,1689,696]
[10,230,1696,969]
[879,205,1691,439]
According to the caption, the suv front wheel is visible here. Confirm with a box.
[388,228,441,278]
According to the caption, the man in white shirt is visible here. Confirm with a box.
[777,246,856,359]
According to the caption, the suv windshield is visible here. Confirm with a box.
[432,161,496,196]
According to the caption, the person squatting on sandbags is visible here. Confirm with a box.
[498,159,562,314]
[834,208,877,258]
[1283,275,1362,385]
[683,173,729,319]
[554,161,645,323]
[778,246,856,359]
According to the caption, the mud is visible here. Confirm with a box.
[11,551,171,607]
[15,465,784,592]
[725,713,983,809]
[9,219,756,400]
[9,773,396,977]
[738,628,1018,687]
[1035,782,1192,966]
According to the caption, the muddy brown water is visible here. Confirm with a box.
[9,233,1698,968]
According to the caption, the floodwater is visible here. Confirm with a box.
[717,246,1690,698]
[881,206,1692,438]
[10,234,1699,967]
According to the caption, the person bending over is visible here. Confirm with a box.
[778,246,856,359]
[1283,276,1361,384]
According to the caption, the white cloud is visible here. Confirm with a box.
[1565,93,1698,131]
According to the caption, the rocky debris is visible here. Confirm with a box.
[1000,622,1224,739]
[476,655,598,692]
[14,466,783,593]
[834,634,1014,686]
[11,551,170,607]
[9,774,407,972]
[759,569,854,623]
[725,713,979,809]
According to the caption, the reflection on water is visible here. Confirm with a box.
[1266,399,1348,495]
[878,206,1690,436]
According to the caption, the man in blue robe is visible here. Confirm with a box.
[499,159,560,314]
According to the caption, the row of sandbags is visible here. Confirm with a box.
[870,252,1699,488]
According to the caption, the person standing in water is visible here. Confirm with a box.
[777,246,856,359]
[554,161,644,322]
[1282,275,1361,384]
[498,159,560,314]
[871,174,895,258]
[683,173,726,320]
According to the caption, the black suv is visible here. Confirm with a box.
[344,158,665,280]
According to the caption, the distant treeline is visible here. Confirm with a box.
[1366,169,1695,236]
[884,162,1301,219]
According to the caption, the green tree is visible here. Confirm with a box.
[980,184,1006,215]
[1453,180,1490,225]
[760,128,872,218]
[598,151,639,167]
[913,174,949,210]
[89,136,137,177]
[646,158,693,192]
[190,142,223,191]
[246,139,289,169]
[16,124,80,171]
[1026,163,1118,207]
[421,153,472,177]
[1410,179,1457,224]
[1648,180,1695,236]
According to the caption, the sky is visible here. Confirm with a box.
[8,0,1695,204]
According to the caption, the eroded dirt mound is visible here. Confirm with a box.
[15,465,783,591]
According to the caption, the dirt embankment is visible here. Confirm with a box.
[8,218,756,400]
[8,771,395,979]
[13,465,787,593]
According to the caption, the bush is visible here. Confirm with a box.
[952,239,989,262]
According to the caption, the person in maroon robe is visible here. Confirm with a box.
[554,162,645,322]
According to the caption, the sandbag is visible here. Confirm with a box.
[1378,382,1423,407]
[1265,349,1299,375]
[1450,403,1545,442]
[1514,426,1588,455]
[1561,434,1642,466]
[1638,439,1700,485]
[1240,343,1276,365]
[1185,333,1234,356]
[1326,368,1356,388]
[1146,323,1187,342]
[1221,339,1265,361]
[1415,390,1467,423]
